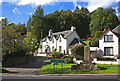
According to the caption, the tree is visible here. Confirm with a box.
[2,23,25,57]
[94,31,103,38]
[24,26,38,52]
[31,5,44,40]
[89,7,118,35]
[80,7,90,14]
[90,38,99,47]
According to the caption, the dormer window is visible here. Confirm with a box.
[104,35,113,42]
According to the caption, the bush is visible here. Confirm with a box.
[71,44,84,57]
[65,57,73,63]
[76,55,84,60]
[90,38,99,47]
[94,31,103,38]
[52,52,63,58]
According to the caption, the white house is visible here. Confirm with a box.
[99,25,120,58]
[40,26,82,54]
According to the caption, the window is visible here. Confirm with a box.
[59,46,62,52]
[59,37,61,42]
[52,46,54,51]
[104,35,113,42]
[52,39,54,43]
[104,47,113,55]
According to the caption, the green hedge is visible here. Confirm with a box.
[71,44,84,57]
[3,56,27,67]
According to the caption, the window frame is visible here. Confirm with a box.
[104,47,113,56]
[104,35,113,42]
[59,46,62,52]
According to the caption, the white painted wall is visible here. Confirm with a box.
[41,30,80,54]
[56,35,67,54]
[49,36,57,52]
[99,30,119,56]
[42,38,50,52]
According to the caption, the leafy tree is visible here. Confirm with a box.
[80,7,90,14]
[94,31,103,38]
[90,7,118,35]
[2,23,25,57]
[31,5,44,40]
[90,38,99,47]
[24,26,38,52]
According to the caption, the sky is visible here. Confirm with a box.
[0,0,120,24]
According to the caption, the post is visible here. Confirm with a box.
[62,63,63,72]
[84,46,91,64]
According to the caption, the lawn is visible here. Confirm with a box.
[1,67,9,73]
[41,63,120,74]
[83,40,90,46]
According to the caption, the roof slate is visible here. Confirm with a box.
[41,30,74,42]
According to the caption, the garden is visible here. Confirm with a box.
[41,63,120,74]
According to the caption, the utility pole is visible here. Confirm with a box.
[41,29,42,39]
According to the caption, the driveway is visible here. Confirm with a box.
[2,56,53,78]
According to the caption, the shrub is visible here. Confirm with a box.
[34,50,38,55]
[90,38,99,47]
[76,55,84,60]
[65,57,73,63]
[94,31,103,38]
[52,52,63,58]
[71,44,84,58]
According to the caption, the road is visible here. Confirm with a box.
[2,56,52,79]
[2,56,120,79]
[2,74,119,79]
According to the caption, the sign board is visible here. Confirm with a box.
[50,59,66,63]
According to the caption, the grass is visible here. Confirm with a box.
[1,67,9,73]
[83,40,90,46]
[41,63,120,74]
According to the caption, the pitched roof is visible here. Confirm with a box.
[112,24,120,35]
[99,25,120,39]
[41,30,74,42]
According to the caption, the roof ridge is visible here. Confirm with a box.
[52,30,71,34]
[112,24,120,31]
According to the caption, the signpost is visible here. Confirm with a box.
[50,59,66,72]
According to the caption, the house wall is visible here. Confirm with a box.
[49,37,57,52]
[99,30,119,56]
[56,35,67,54]
[41,30,80,54]
[42,38,50,52]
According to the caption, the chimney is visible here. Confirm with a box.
[48,29,53,36]
[71,26,76,31]
[104,28,106,31]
